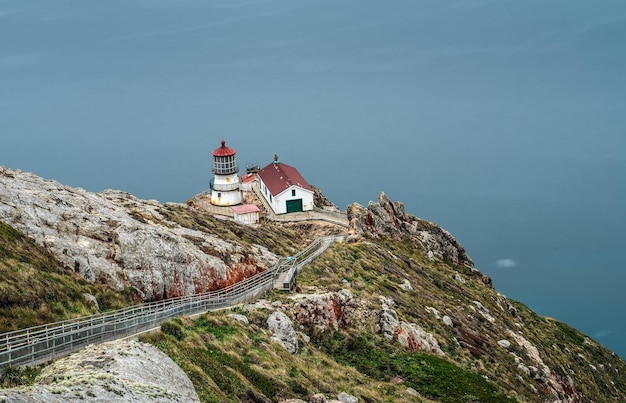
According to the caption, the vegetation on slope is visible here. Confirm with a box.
[141,312,420,402]
[299,237,626,402]
[162,203,305,257]
[0,221,138,332]
[3,199,626,402]
[143,227,626,402]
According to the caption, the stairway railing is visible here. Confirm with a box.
[0,236,339,371]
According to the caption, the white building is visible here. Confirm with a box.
[239,172,257,192]
[210,140,242,206]
[256,157,314,214]
[232,204,260,225]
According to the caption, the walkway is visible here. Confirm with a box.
[0,236,342,371]
[274,236,338,291]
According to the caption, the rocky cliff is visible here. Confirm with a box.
[1,167,626,403]
[0,340,199,402]
[347,192,474,269]
[0,167,278,301]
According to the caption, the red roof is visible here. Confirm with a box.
[241,173,257,184]
[212,140,236,157]
[232,204,260,214]
[257,161,313,196]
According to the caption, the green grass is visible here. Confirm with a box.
[0,364,44,388]
[143,315,281,402]
[191,316,238,341]
[318,332,515,403]
[142,311,419,402]
[0,221,138,332]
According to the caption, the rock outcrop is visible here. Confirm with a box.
[377,296,444,355]
[291,289,358,331]
[347,192,473,268]
[0,340,199,402]
[268,310,298,354]
[0,167,277,301]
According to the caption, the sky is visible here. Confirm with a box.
[1,0,625,358]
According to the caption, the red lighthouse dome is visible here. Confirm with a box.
[212,139,236,157]
[212,140,239,175]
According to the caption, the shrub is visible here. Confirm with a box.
[0,365,42,387]
[161,320,185,341]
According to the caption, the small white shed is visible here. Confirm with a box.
[232,204,260,225]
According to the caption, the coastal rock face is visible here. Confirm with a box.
[291,289,358,331]
[0,167,277,301]
[395,322,444,355]
[347,192,473,267]
[268,310,298,354]
[0,340,199,402]
[377,296,443,355]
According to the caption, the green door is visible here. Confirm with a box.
[286,199,303,213]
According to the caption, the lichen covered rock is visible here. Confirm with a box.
[347,192,474,268]
[268,310,298,353]
[0,167,277,301]
[0,340,199,402]
[291,289,358,331]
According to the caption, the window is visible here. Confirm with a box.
[291,189,296,197]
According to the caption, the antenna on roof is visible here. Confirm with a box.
[273,154,280,165]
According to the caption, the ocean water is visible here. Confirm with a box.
[1,1,625,358]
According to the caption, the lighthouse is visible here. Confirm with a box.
[210,140,242,206]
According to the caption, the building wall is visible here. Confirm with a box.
[234,212,259,225]
[211,173,242,206]
[240,176,256,192]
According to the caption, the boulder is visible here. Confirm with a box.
[376,296,443,354]
[292,290,359,331]
[268,311,298,354]
[0,340,199,402]
[309,394,328,403]
[399,279,413,291]
[498,339,511,349]
[378,306,400,340]
[337,392,358,403]
[395,322,444,355]
[406,387,420,396]
[227,313,249,325]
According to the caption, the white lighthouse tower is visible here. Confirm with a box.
[210,140,242,206]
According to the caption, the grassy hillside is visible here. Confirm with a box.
[2,204,626,402]
[142,230,626,402]
[300,239,626,401]
[0,221,137,332]
[141,310,519,402]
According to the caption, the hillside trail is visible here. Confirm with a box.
[0,235,343,372]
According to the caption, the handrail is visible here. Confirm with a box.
[278,236,338,291]
[0,236,340,371]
